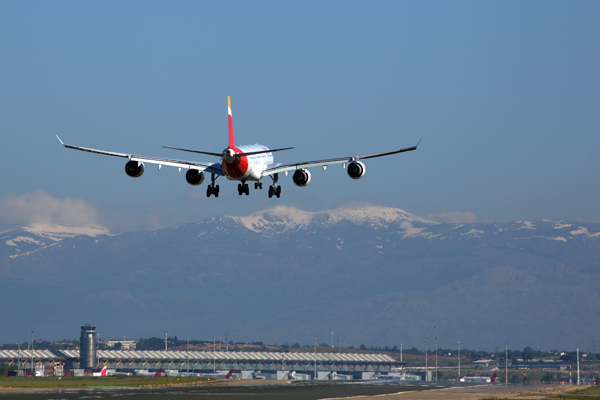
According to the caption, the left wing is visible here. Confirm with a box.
[263,139,421,176]
[57,136,224,175]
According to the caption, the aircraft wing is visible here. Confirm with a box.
[57,137,224,176]
[263,139,421,176]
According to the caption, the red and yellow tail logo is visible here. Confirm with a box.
[228,96,234,149]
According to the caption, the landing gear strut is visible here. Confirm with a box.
[268,173,281,198]
[206,173,220,197]
[238,181,250,196]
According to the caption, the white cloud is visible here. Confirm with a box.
[426,211,478,224]
[0,191,102,228]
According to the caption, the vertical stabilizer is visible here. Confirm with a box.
[228,96,234,149]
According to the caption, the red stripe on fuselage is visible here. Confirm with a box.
[221,148,249,179]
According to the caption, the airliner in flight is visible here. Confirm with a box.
[58,97,420,198]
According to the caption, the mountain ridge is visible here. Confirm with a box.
[1,205,598,350]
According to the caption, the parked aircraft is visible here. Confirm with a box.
[201,369,234,379]
[57,97,420,198]
[92,366,132,377]
[374,370,420,381]
[458,373,497,383]
[92,366,107,376]
[135,368,163,377]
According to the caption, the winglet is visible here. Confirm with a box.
[415,138,422,148]
[228,96,234,149]
[56,135,65,146]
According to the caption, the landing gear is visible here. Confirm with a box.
[238,182,250,196]
[268,185,281,198]
[268,173,281,198]
[206,173,220,197]
[254,182,263,190]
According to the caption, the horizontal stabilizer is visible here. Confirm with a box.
[163,146,294,158]
[162,146,224,157]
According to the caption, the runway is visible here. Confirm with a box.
[0,381,429,400]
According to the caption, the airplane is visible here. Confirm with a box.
[458,372,497,383]
[92,366,107,376]
[201,368,234,379]
[374,370,421,381]
[135,367,164,377]
[57,97,421,198]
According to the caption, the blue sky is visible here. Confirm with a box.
[1,1,599,232]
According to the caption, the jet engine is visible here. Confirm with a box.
[292,169,311,187]
[125,160,145,178]
[347,161,366,179]
[185,169,205,186]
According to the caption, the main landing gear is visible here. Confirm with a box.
[238,182,250,196]
[207,173,220,197]
[268,173,281,198]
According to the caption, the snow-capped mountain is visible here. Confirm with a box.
[229,205,437,236]
[1,206,599,350]
[0,224,109,260]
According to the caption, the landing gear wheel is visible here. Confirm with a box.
[214,185,219,197]
[254,182,259,189]
[207,186,213,197]
[259,182,263,189]
[276,186,281,198]
[268,186,273,198]
[238,184,243,196]
[245,184,250,195]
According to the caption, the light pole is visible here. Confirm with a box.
[187,332,189,375]
[314,336,317,380]
[505,342,508,388]
[17,343,20,377]
[434,336,438,381]
[338,339,341,354]
[30,330,35,374]
[458,341,460,380]
[400,343,403,365]
[219,337,222,352]
[213,334,216,373]
[425,339,428,381]
[165,333,168,352]
[577,345,580,385]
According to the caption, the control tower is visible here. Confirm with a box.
[80,324,97,370]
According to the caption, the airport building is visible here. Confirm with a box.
[0,324,403,380]
[0,348,401,380]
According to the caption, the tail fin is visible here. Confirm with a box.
[228,96,234,149]
[101,366,107,376]
[225,368,234,379]
[490,373,497,383]
[155,368,163,377]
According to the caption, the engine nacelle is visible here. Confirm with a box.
[292,169,311,187]
[347,161,366,179]
[185,169,205,186]
[125,160,145,178]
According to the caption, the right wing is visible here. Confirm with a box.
[263,139,421,176]
[57,136,224,175]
